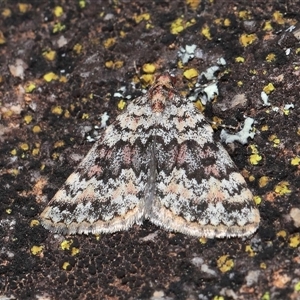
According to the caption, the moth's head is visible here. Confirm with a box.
[154,73,176,88]
[150,73,176,113]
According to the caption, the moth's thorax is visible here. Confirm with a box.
[150,74,176,113]
[151,92,166,113]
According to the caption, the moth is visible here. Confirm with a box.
[40,74,260,238]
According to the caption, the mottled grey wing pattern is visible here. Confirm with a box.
[40,73,260,238]
[41,94,156,235]
[147,88,260,238]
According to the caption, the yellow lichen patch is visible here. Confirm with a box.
[245,245,256,257]
[53,22,66,33]
[223,18,231,27]
[201,24,212,40]
[25,82,36,93]
[237,81,243,87]
[54,140,65,149]
[294,282,300,292]
[24,115,33,124]
[183,68,198,80]
[283,108,292,116]
[274,181,291,196]
[187,18,196,28]
[43,50,56,61]
[10,169,20,176]
[20,143,29,151]
[217,255,234,273]
[81,113,89,120]
[259,176,270,188]
[146,23,154,30]
[2,8,12,18]
[43,49,56,61]
[260,262,267,269]
[146,23,154,29]
[186,0,200,10]
[277,230,287,238]
[6,208,12,214]
[238,10,251,20]
[78,0,86,9]
[291,156,300,166]
[62,262,71,270]
[273,11,285,25]
[261,291,270,300]
[82,96,89,103]
[32,148,40,156]
[0,30,6,44]
[170,17,195,35]
[253,195,262,205]
[105,60,124,69]
[249,144,262,165]
[61,239,73,251]
[194,100,205,113]
[235,56,245,63]
[171,17,185,35]
[268,134,280,146]
[140,74,155,86]
[71,247,80,256]
[43,72,59,82]
[18,3,31,13]
[213,296,224,300]
[249,145,259,154]
[120,30,126,38]
[30,219,40,227]
[51,106,63,115]
[261,125,269,131]
[105,61,114,68]
[263,83,275,94]
[73,43,83,54]
[59,75,68,83]
[177,60,184,69]
[131,75,139,85]
[117,99,127,110]
[142,63,156,74]
[31,245,43,255]
[249,69,257,75]
[239,33,257,47]
[211,116,223,130]
[266,53,276,62]
[263,20,273,31]
[133,13,150,24]
[32,125,42,133]
[214,18,223,26]
[289,233,300,248]
[10,149,17,156]
[199,237,207,244]
[64,110,71,118]
[103,37,116,48]
[249,175,255,182]
[53,6,64,17]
